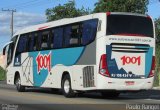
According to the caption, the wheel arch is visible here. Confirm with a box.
[61,71,76,97]
[61,71,71,87]
[14,71,20,85]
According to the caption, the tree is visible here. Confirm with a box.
[46,1,90,21]
[155,18,160,42]
[93,0,149,14]
[0,66,6,80]
[155,18,160,86]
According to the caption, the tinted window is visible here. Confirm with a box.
[64,25,72,47]
[107,15,153,37]
[50,30,54,48]
[14,19,99,52]
[7,36,18,65]
[40,31,50,50]
[64,24,82,47]
[82,19,98,45]
[53,27,63,49]
[28,33,40,51]
[17,35,28,53]
[7,44,14,65]
[28,34,32,51]
[12,36,18,50]
[70,24,81,46]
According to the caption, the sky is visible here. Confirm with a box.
[0,0,160,51]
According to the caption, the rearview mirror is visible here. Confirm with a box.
[2,41,13,55]
[2,46,6,55]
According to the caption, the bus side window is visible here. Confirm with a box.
[6,36,18,65]
[16,34,28,54]
[7,44,13,65]
[12,35,18,53]
[30,35,35,51]
[70,24,80,46]
[33,37,37,51]
[50,30,54,48]
[29,33,39,51]
[82,19,98,45]
[64,25,72,47]
[28,33,37,51]
[28,34,32,51]
[40,31,50,50]
[53,27,63,49]
[34,33,39,51]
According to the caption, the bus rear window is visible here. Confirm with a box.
[107,15,154,37]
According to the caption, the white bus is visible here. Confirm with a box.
[3,12,155,98]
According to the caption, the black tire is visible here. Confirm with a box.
[101,91,120,98]
[61,75,75,98]
[15,75,25,92]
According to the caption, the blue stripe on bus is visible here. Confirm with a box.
[106,45,153,78]
[106,45,128,78]
[145,47,153,77]
[52,47,85,66]
[29,47,85,87]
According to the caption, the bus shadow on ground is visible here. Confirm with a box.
[25,88,62,95]
[25,88,160,100]
[79,90,160,100]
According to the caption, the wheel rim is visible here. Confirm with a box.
[16,78,20,89]
[64,79,70,93]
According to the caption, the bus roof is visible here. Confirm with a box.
[12,12,151,38]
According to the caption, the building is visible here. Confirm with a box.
[0,53,5,68]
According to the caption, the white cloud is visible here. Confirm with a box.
[0,26,10,36]
[0,11,46,51]
[0,11,46,37]
[0,13,10,23]
[14,12,46,26]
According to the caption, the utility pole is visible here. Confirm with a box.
[2,9,16,38]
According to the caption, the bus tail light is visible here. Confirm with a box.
[106,12,111,16]
[148,56,155,78]
[147,15,151,20]
[99,54,110,77]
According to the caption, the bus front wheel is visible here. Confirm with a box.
[15,75,25,92]
[61,75,75,98]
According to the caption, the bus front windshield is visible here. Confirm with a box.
[106,14,154,38]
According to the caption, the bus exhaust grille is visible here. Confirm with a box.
[111,43,150,53]
[83,66,95,88]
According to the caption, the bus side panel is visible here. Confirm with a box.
[20,53,34,86]
[24,47,85,88]
[6,66,15,85]
[41,66,72,89]
[7,54,29,85]
[12,53,34,86]
[71,65,97,90]
[39,41,97,90]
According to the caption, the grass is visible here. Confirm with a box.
[0,66,6,81]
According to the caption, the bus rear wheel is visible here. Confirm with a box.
[15,75,25,92]
[62,75,75,98]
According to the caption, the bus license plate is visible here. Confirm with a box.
[125,81,135,86]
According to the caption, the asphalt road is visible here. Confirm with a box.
[0,81,160,110]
